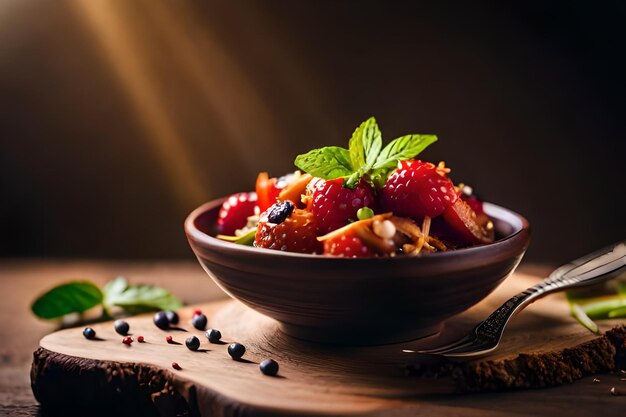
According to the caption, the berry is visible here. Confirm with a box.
[217,192,258,235]
[153,311,169,330]
[227,343,246,360]
[185,336,200,351]
[122,336,133,345]
[192,313,207,330]
[114,320,129,335]
[83,327,96,340]
[165,310,179,325]
[172,362,182,370]
[166,335,174,343]
[255,205,322,253]
[193,309,202,316]
[307,177,375,235]
[205,329,222,343]
[267,201,295,224]
[323,232,373,258]
[259,359,279,376]
[380,160,457,219]
[137,336,145,343]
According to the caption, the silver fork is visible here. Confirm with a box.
[406,241,626,358]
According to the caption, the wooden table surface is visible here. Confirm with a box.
[1,260,624,416]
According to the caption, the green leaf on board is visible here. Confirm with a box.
[31,281,103,319]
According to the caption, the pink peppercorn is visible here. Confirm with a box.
[172,362,182,370]
[122,336,133,345]
[137,336,145,343]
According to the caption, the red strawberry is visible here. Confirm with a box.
[323,232,373,258]
[217,192,258,235]
[306,177,375,235]
[254,202,322,253]
[380,160,457,219]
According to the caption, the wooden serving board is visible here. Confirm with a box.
[31,272,626,416]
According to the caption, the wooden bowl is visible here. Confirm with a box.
[185,199,530,345]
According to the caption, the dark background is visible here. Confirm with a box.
[1,1,624,264]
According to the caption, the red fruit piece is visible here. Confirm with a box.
[255,203,322,253]
[217,192,258,235]
[380,160,457,219]
[307,178,375,235]
[323,232,373,258]
[256,172,281,213]
[440,198,494,245]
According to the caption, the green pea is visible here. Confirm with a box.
[357,207,374,220]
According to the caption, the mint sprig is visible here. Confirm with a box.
[294,117,437,188]
[31,277,182,321]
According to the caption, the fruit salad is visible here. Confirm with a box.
[216,117,494,257]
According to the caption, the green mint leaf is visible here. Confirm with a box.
[294,146,352,180]
[31,281,103,319]
[103,277,182,313]
[348,117,382,171]
[373,134,438,171]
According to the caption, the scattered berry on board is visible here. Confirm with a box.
[137,335,145,343]
[217,117,494,257]
[153,311,170,330]
[227,343,246,360]
[166,335,174,343]
[192,313,208,330]
[82,327,96,340]
[165,310,179,325]
[122,336,133,345]
[259,359,279,376]
[185,336,201,351]
[114,320,130,336]
[172,362,182,370]
[205,329,222,343]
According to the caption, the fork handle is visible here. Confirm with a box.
[477,241,626,343]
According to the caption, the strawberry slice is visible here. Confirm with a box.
[217,192,258,235]
[438,198,494,245]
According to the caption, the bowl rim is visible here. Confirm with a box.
[185,198,530,261]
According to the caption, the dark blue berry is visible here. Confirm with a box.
[83,327,96,340]
[259,359,279,376]
[192,313,207,330]
[267,201,294,224]
[185,336,200,351]
[114,320,129,335]
[165,310,179,325]
[205,329,222,343]
[227,342,245,360]
[153,311,169,330]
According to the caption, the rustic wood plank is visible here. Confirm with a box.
[30,271,626,416]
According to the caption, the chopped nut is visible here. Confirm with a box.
[372,219,396,240]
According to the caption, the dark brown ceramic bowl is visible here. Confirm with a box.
[185,199,529,345]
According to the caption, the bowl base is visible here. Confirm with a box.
[279,322,443,346]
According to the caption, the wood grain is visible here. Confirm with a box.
[31,271,626,416]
